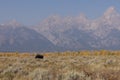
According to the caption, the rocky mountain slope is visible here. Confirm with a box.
[0,21,56,52]
[34,6,120,50]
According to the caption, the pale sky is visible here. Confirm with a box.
[0,0,120,25]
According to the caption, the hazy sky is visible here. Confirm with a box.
[0,0,120,25]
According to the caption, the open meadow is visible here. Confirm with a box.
[0,50,120,80]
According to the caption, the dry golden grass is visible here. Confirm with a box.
[0,50,120,80]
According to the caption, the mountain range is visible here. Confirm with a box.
[0,6,120,52]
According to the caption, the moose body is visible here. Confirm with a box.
[35,54,44,59]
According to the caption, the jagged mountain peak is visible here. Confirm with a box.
[104,6,116,14]
[103,6,119,19]
[107,6,116,11]
[78,13,87,19]
[46,15,61,21]
[41,15,62,25]
[76,13,88,22]
[4,19,22,27]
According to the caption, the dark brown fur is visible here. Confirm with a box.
[35,54,44,59]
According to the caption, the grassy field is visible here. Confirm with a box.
[0,50,120,80]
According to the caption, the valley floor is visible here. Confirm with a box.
[0,51,120,80]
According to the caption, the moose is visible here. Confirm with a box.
[35,54,44,59]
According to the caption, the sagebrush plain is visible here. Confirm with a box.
[0,50,120,80]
